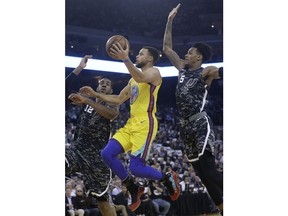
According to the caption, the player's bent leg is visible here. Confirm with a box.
[201,178,223,209]
[129,155,162,180]
[127,155,163,211]
[198,151,223,204]
[122,175,144,212]
[97,201,117,216]
[162,171,180,201]
[101,139,128,180]
[196,151,223,215]
[217,203,223,212]
[114,204,128,216]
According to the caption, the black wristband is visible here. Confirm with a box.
[218,67,223,78]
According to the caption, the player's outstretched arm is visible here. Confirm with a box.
[68,93,119,120]
[80,81,131,106]
[109,42,159,84]
[202,66,223,87]
[203,66,223,79]
[66,55,93,90]
[163,4,184,70]
[73,55,93,75]
[66,55,92,78]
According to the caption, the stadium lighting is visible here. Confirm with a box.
[65,56,223,77]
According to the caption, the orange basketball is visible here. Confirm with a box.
[105,35,130,60]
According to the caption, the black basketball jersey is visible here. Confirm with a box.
[75,102,111,150]
[175,67,208,119]
[66,72,111,151]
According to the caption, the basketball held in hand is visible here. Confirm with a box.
[105,35,130,60]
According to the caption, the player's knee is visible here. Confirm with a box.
[101,147,112,164]
[129,165,138,176]
[101,139,123,165]
[129,157,144,176]
[97,193,109,202]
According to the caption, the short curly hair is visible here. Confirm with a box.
[143,46,160,64]
[192,42,212,62]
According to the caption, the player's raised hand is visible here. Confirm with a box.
[78,55,93,69]
[79,86,98,97]
[168,3,181,21]
[68,93,87,105]
[110,42,129,61]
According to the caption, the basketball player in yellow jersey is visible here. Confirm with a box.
[79,44,180,211]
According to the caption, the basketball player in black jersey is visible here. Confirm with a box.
[163,4,224,215]
[66,55,119,216]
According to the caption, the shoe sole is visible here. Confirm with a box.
[128,186,144,211]
[170,171,180,201]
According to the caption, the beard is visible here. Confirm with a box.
[136,62,145,68]
[183,64,189,70]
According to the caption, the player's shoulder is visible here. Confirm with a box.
[151,67,162,79]
[203,65,217,71]
[151,67,162,85]
[149,66,160,74]
[203,65,218,77]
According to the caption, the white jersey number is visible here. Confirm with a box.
[179,75,185,83]
[84,105,94,113]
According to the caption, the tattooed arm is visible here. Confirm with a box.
[162,4,185,70]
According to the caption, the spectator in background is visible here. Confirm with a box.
[112,204,129,216]
[172,159,181,173]
[134,178,155,216]
[73,186,100,216]
[66,187,85,216]
[179,175,193,194]
[149,180,171,216]
[112,185,137,216]
[66,179,77,197]
[158,146,167,158]
[110,176,123,196]
[192,176,206,194]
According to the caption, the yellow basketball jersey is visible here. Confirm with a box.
[129,78,161,116]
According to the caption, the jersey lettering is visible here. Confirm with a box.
[130,85,139,105]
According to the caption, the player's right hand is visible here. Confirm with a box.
[78,55,93,69]
[79,86,97,97]
[168,3,181,21]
